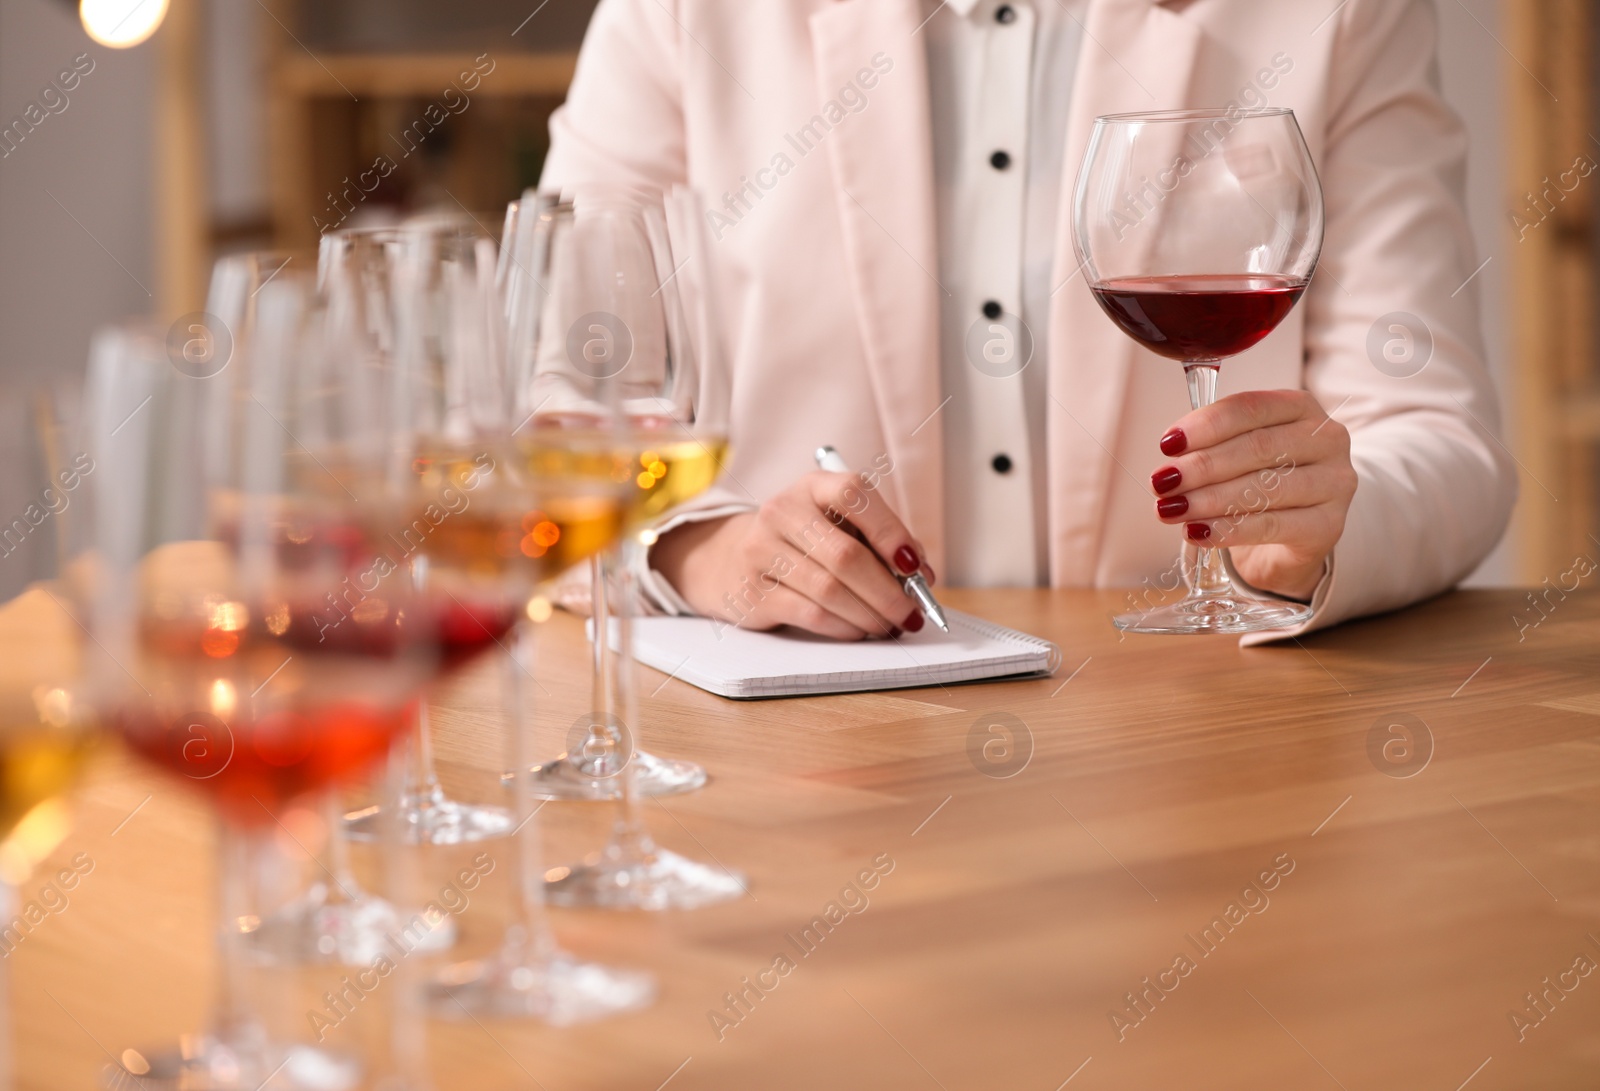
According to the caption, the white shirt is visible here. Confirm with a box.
[925,0,1084,586]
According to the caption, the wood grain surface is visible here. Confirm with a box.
[5,584,1598,1089]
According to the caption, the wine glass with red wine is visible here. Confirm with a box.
[1072,107,1324,634]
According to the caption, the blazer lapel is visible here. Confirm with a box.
[810,0,945,565]
[1048,0,1202,585]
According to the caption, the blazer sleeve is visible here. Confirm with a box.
[541,0,689,191]
[540,0,758,615]
[1248,0,1517,643]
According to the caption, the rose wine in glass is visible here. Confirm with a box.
[1072,108,1324,634]
[86,315,431,1090]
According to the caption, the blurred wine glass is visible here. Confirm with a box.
[319,224,518,847]
[0,391,100,1091]
[356,214,657,1022]
[84,300,434,1089]
[191,250,433,969]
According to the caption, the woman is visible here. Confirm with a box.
[541,0,1514,640]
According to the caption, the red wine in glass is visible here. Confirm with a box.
[1071,107,1324,634]
[1089,274,1306,362]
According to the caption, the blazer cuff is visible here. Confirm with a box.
[639,502,759,616]
[1234,552,1338,647]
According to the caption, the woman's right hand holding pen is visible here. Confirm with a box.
[650,472,935,641]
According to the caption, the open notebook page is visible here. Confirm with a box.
[602,610,1061,699]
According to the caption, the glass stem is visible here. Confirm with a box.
[213,819,261,1046]
[377,738,431,1088]
[1182,363,1231,598]
[405,557,445,811]
[505,622,556,962]
[607,538,654,862]
[0,880,12,1091]
[323,792,360,906]
[403,707,445,810]
[581,553,617,771]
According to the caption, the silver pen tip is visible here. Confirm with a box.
[904,574,949,633]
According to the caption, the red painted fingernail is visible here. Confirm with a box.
[1151,466,1183,495]
[1186,522,1211,541]
[1160,428,1187,457]
[902,609,925,633]
[893,545,920,575]
[1157,495,1189,519]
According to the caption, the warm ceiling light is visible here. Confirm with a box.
[79,0,169,48]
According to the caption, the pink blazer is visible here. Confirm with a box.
[542,0,1516,635]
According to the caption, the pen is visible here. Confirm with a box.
[814,445,949,633]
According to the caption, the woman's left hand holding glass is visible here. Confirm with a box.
[1149,389,1358,603]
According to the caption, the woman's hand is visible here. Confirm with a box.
[1149,389,1357,601]
[649,471,935,640]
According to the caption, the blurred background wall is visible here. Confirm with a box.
[0,0,1589,596]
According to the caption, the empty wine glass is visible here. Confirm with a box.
[1072,108,1324,634]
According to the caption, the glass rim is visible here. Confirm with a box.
[1095,107,1295,124]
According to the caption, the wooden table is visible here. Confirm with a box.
[7,586,1599,1089]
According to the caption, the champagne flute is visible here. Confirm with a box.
[1072,108,1324,634]
[517,187,746,911]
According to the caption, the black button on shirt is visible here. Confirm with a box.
[992,454,1014,475]
[990,150,1012,171]
[996,4,1016,23]
[982,300,1002,320]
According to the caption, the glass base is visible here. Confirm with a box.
[101,1037,360,1090]
[527,749,707,802]
[545,847,747,911]
[343,797,513,846]
[249,883,455,964]
[431,947,655,1025]
[1113,594,1313,635]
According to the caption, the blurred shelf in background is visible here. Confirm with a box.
[155,0,596,316]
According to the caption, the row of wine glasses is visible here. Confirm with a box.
[6,105,1322,1087]
[60,185,740,1087]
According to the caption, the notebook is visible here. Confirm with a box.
[605,610,1062,699]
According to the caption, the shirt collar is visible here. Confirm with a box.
[945,0,983,18]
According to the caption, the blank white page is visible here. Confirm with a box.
[607,610,1061,699]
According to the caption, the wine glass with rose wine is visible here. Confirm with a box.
[1072,107,1324,634]
[84,301,442,1088]
[320,224,519,849]
[197,249,442,969]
